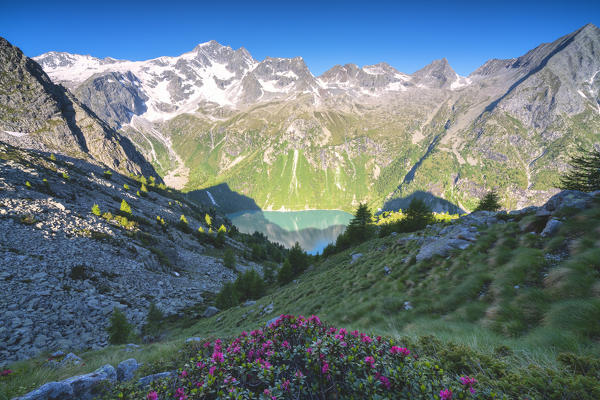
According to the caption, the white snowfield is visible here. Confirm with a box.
[2,130,29,137]
[34,41,472,122]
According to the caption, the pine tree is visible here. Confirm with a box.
[343,203,373,246]
[474,190,502,212]
[143,302,164,336]
[205,213,212,228]
[223,249,236,269]
[277,259,293,285]
[91,204,101,216]
[215,282,239,310]
[288,242,308,276]
[107,308,133,344]
[559,147,600,192]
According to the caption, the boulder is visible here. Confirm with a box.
[60,353,83,367]
[17,364,116,400]
[14,381,73,400]
[541,218,563,237]
[202,306,219,318]
[137,371,174,387]
[543,190,591,213]
[62,364,117,400]
[416,238,472,261]
[350,253,363,264]
[117,358,140,382]
[185,337,203,343]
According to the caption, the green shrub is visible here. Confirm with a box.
[120,199,132,215]
[223,249,236,269]
[91,204,101,216]
[69,264,87,280]
[215,229,226,248]
[103,170,112,179]
[24,181,31,189]
[123,183,130,190]
[50,153,56,161]
[61,172,70,180]
[107,307,133,344]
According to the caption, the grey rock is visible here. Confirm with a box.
[416,238,472,261]
[60,352,83,367]
[202,306,219,318]
[14,381,73,400]
[541,218,563,237]
[544,190,592,213]
[117,358,140,382]
[242,300,256,307]
[350,253,363,264]
[265,316,280,327]
[185,337,203,343]
[61,364,116,400]
[137,371,174,387]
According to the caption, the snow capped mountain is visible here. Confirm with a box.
[34,41,471,125]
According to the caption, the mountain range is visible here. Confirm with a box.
[3,24,600,212]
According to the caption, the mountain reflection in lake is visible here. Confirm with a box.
[227,210,353,254]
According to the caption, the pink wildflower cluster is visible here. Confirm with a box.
[390,346,411,356]
[136,315,482,399]
[0,369,12,377]
[460,375,478,394]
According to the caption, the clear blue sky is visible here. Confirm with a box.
[1,0,599,76]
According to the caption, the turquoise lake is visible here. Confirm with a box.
[227,210,353,254]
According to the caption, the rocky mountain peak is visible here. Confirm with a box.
[0,36,157,178]
[411,58,457,88]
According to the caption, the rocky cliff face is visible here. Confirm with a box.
[31,24,600,212]
[0,37,157,179]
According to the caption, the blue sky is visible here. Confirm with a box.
[1,0,599,76]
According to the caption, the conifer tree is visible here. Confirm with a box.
[107,307,133,344]
[474,190,502,212]
[277,259,293,285]
[143,302,164,336]
[223,249,236,269]
[288,242,308,276]
[215,282,239,310]
[559,147,600,192]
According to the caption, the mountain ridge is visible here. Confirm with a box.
[15,23,600,213]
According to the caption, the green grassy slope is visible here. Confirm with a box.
[4,196,600,399]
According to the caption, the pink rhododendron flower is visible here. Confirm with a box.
[390,346,410,356]
[321,362,329,374]
[440,389,453,399]
[364,356,375,368]
[180,370,188,377]
[212,351,224,363]
[282,379,291,391]
[146,391,158,400]
[208,366,217,375]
